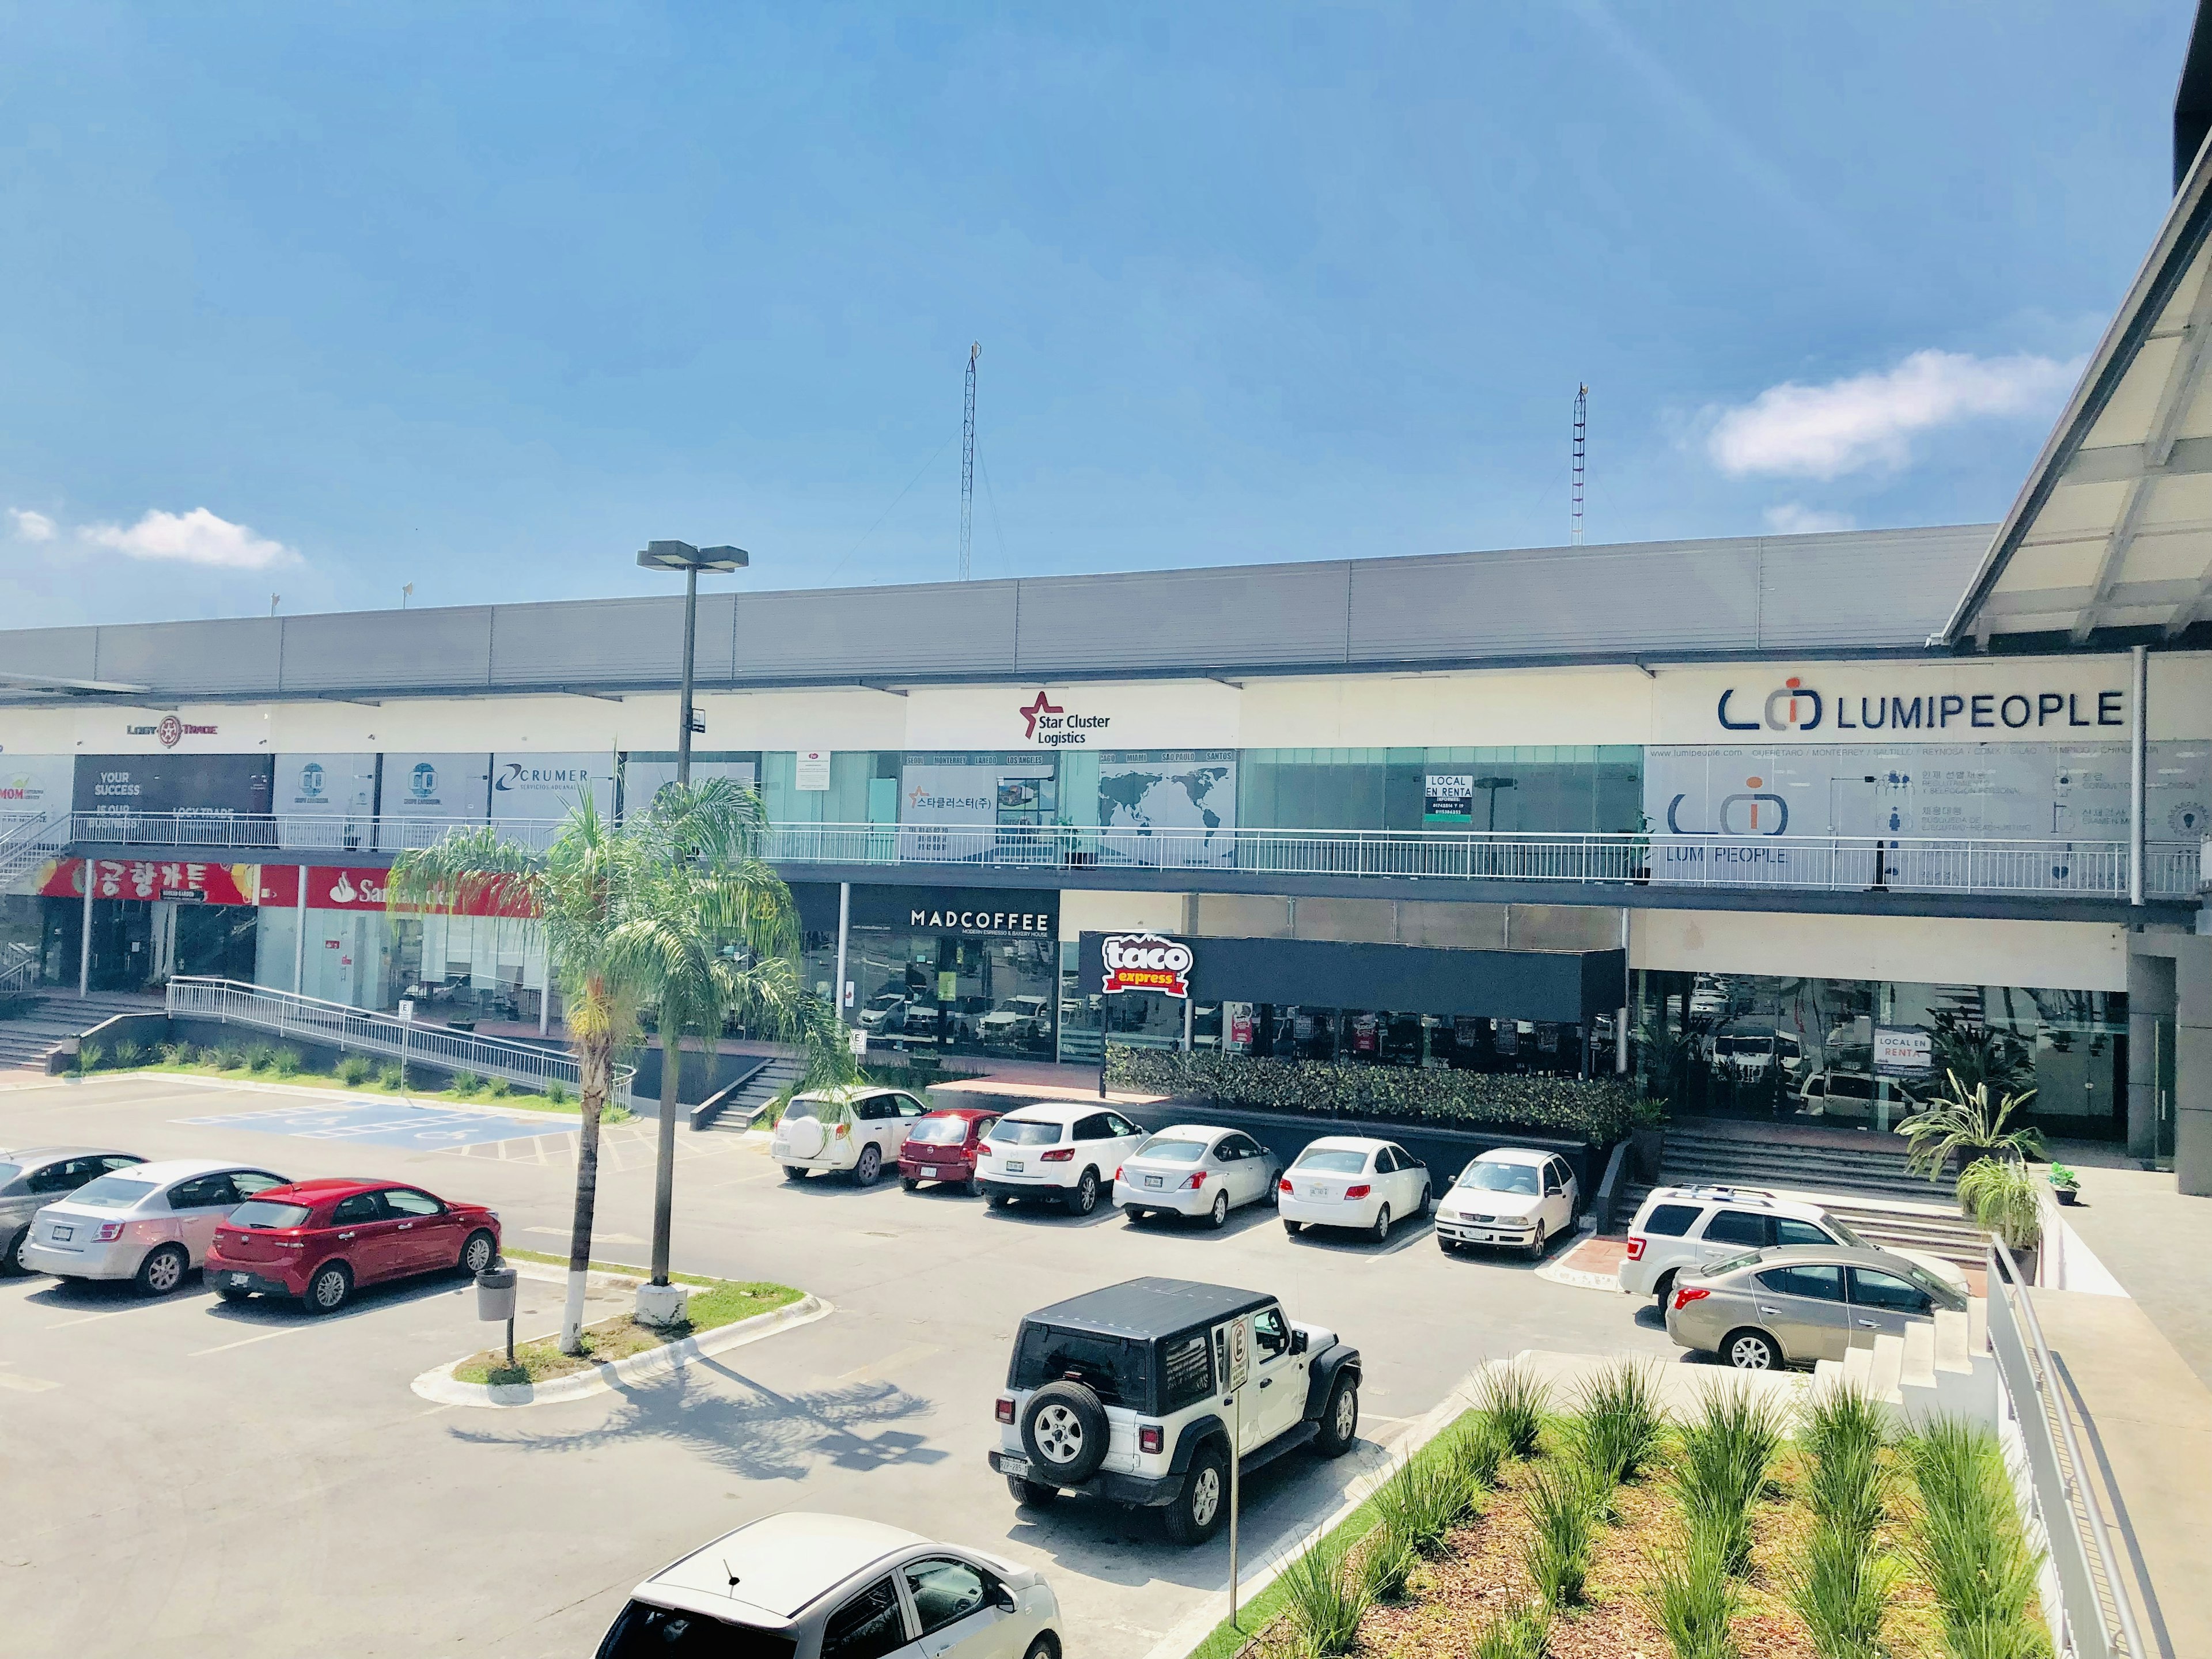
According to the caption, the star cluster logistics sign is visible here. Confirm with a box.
[1101,933,1194,998]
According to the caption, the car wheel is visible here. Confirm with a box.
[1526,1219,1547,1261]
[1370,1204,1392,1244]
[1007,1474,1059,1507]
[1652,1270,1677,1312]
[1163,1444,1227,1545]
[965,1173,985,1198]
[135,1244,189,1297]
[1283,1219,1302,1237]
[1071,1169,1100,1215]
[1315,1370,1360,1456]
[900,1176,920,1193]
[1266,1177,1281,1207]
[305,1262,353,1315]
[0,1225,25,1275]
[1207,1191,1230,1229]
[781,1165,808,1182]
[1724,1328,1781,1370]
[854,1144,882,1185]
[1020,1380,1110,1484]
[215,1282,252,1304]
[459,1229,497,1276]
[1419,1184,1434,1218]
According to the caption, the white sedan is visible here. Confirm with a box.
[597,1511,1062,1659]
[1115,1124,1284,1228]
[1435,1147,1579,1259]
[1278,1136,1432,1243]
[18,1159,291,1294]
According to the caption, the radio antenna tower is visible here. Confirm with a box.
[960,342,980,581]
[1571,382,1588,545]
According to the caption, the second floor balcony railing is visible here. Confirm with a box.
[51,809,2210,902]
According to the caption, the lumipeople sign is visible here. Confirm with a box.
[1101,933,1194,998]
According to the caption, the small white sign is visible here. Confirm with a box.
[397,999,416,1024]
[847,1027,869,1058]
[1872,1025,1933,1078]
[795,751,832,791]
[1225,1317,1250,1391]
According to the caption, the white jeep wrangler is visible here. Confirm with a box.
[988,1276,1362,1546]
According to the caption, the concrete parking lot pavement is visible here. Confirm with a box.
[0,1074,1675,1658]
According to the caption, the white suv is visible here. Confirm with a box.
[1618,1184,1971,1306]
[977,1104,1149,1216]
[596,1510,1062,1659]
[774,1088,929,1185]
[990,1276,1362,1545]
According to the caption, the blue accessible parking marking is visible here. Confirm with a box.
[173,1100,558,1151]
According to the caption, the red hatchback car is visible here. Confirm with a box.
[897,1105,1002,1195]
[206,1178,501,1314]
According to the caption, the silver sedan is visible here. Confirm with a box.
[20,1158,291,1295]
[0,1146,147,1274]
[1114,1124,1283,1228]
[1664,1243,1971,1370]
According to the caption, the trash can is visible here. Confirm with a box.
[475,1264,518,1323]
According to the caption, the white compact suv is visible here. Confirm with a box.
[595,1510,1062,1659]
[1115,1125,1283,1228]
[1618,1184,1971,1306]
[990,1276,1361,1545]
[774,1088,929,1185]
[977,1103,1149,1215]
[1278,1136,1432,1243]
[1434,1147,1579,1259]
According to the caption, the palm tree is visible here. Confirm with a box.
[387,797,649,1353]
[612,780,855,1295]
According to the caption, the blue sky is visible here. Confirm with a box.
[0,2,2192,626]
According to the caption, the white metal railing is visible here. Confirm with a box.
[0,940,36,996]
[0,812,54,890]
[165,976,635,1108]
[55,810,2209,902]
[1985,1241,2144,1659]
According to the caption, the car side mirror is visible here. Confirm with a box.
[1290,1328,1309,1355]
[993,1585,1018,1614]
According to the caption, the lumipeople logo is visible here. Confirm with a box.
[298,762,325,801]
[1718,675,1823,733]
[410,763,438,800]
[1665,774,1790,836]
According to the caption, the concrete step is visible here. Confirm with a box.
[702,1056,808,1132]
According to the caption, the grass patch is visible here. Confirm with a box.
[453,1271,802,1386]
[95,1057,632,1120]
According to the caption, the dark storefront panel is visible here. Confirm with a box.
[74,753,274,818]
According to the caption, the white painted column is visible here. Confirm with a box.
[1616,907,1630,1074]
[2130,644,2147,907]
[293,865,308,994]
[77,862,93,999]
[834,881,851,1023]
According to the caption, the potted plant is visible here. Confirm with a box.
[1628,1094,1669,1183]
[1056,817,1094,868]
[1627,811,1653,884]
[1896,1070,2043,1182]
[1955,1156,2043,1278]
[2048,1163,2081,1206]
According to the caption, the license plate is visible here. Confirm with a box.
[1307,1186,1328,1198]
[999,1455,1031,1478]
[51,1225,72,1241]
[228,1272,249,1287]
[1006,1161,1025,1173]
[1144,1175,1164,1189]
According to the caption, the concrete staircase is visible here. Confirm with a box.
[1812,1300,1998,1427]
[1623,1119,1987,1269]
[0,991,168,1073]
[694,1055,807,1132]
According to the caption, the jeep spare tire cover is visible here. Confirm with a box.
[1020,1381,1110,1484]
[781,1113,828,1158]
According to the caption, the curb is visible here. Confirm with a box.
[130,1069,600,1124]
[1135,1354,1509,1659]
[1535,1257,1626,1293]
[409,1291,834,1408]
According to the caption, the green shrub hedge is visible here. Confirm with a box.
[1103,1044,1640,1143]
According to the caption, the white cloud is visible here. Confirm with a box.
[9,508,56,541]
[79,506,297,570]
[1706,349,2081,479]
[1763,503,1856,535]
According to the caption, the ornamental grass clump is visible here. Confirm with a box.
[1370,1448,1460,1574]
[335,1054,372,1086]
[1522,1458,1604,1608]
[1672,1387,1783,1576]
[1905,1418,2051,1659]
[244,1041,277,1073]
[450,1069,483,1096]
[1279,1529,1372,1658]
[1441,1410,1512,1519]
[1469,1601,1551,1659]
[111,1039,143,1069]
[271,1046,302,1077]
[1474,1361,1551,1459]
[1783,1526,1903,1659]
[376,1061,404,1090]
[75,1041,104,1074]
[1645,1526,1742,1659]
[1567,1359,1666,1488]
[1799,1385,1892,1544]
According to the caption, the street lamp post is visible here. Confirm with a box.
[635,540,748,1313]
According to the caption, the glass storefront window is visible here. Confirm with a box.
[1238,746,1642,834]
[1634,969,2128,1138]
[805,925,1059,1059]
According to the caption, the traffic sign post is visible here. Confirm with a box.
[1225,1317,1251,1627]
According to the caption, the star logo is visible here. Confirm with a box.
[1018,691,1065,740]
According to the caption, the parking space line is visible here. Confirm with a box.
[0,1371,60,1392]
[47,1308,132,1330]
[831,1342,941,1385]
[190,1325,308,1357]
